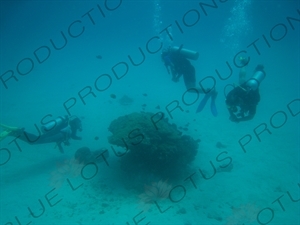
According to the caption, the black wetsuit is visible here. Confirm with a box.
[226,83,260,122]
[162,51,196,89]
[11,118,82,153]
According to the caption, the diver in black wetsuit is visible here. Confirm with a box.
[0,116,82,153]
[161,46,218,116]
[161,46,197,90]
[226,64,266,122]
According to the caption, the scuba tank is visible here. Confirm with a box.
[170,46,199,60]
[245,70,266,91]
[41,116,68,133]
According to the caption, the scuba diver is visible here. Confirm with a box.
[161,45,198,89]
[0,115,82,153]
[161,45,218,116]
[226,62,266,122]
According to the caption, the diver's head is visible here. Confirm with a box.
[69,116,82,132]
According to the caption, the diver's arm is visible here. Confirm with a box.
[238,105,256,122]
[57,142,64,153]
[71,134,82,140]
[238,91,259,122]
[239,67,247,85]
[226,95,237,121]
[227,107,239,122]
[172,72,182,82]
[226,102,237,122]
[71,130,82,140]
[163,57,178,80]
[164,63,171,74]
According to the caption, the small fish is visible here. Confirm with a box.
[119,95,133,105]
[110,94,116,99]
[216,141,227,149]
[96,55,102,59]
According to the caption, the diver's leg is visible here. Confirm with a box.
[197,88,218,115]
[183,68,201,92]
[34,133,65,144]
[20,131,41,143]
[239,57,249,84]
[13,130,65,145]
[239,67,247,85]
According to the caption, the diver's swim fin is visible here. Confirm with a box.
[0,130,12,141]
[0,124,20,141]
[196,90,218,116]
[196,93,210,113]
[0,124,19,131]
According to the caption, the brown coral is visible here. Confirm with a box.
[49,158,83,189]
[108,112,199,178]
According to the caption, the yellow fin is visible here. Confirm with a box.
[0,124,19,131]
[0,130,12,141]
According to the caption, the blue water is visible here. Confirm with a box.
[1,0,299,224]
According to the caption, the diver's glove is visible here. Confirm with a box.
[239,56,249,66]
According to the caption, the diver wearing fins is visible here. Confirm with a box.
[161,45,198,90]
[0,115,82,153]
[161,45,218,116]
[226,61,266,122]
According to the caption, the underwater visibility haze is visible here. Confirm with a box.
[0,0,299,224]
